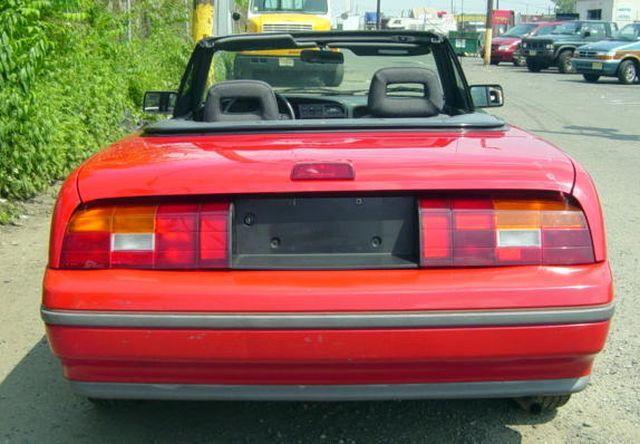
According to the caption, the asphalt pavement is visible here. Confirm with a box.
[1,59,639,443]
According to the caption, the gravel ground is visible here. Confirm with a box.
[1,59,639,443]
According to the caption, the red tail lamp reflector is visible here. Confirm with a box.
[291,162,355,180]
[420,197,594,267]
[199,203,230,268]
[60,202,230,269]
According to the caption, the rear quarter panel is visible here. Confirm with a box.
[48,169,81,268]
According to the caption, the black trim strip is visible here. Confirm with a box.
[41,304,614,330]
[70,377,590,401]
[144,115,506,135]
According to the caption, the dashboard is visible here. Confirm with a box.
[286,95,369,119]
[218,94,369,120]
[298,102,346,119]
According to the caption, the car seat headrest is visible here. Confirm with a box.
[203,80,280,122]
[368,67,444,118]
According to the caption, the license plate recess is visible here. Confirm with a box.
[232,196,418,269]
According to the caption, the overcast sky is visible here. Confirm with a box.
[346,0,556,16]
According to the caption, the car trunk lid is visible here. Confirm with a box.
[77,127,575,201]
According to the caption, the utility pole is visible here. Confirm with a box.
[125,0,132,42]
[376,0,381,29]
[192,0,215,42]
[483,0,494,65]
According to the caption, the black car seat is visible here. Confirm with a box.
[368,67,444,118]
[203,80,280,122]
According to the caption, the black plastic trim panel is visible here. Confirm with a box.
[69,377,590,401]
[144,113,505,135]
[232,196,418,269]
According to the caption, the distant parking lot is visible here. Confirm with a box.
[1,59,639,443]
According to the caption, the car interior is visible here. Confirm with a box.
[200,67,445,122]
[143,32,505,133]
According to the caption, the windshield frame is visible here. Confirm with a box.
[552,21,581,35]
[615,24,640,41]
[535,24,558,36]
[157,31,510,135]
[174,32,476,119]
[502,24,537,37]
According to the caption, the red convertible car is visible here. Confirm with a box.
[42,32,613,413]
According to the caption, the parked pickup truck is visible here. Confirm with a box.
[522,20,617,73]
[573,22,640,84]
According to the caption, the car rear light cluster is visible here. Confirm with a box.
[419,197,594,266]
[59,195,595,270]
[60,202,229,269]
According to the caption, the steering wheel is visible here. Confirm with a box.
[275,93,295,120]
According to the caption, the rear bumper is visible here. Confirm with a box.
[573,59,619,76]
[46,320,611,387]
[70,377,590,401]
[42,264,613,397]
[524,50,555,65]
[42,264,613,312]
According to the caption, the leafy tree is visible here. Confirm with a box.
[0,0,191,203]
[552,0,576,13]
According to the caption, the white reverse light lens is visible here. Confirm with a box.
[111,233,154,251]
[497,229,541,247]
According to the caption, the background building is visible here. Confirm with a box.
[576,0,640,27]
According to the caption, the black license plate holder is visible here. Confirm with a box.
[232,196,418,269]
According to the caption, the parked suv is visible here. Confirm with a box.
[573,22,640,84]
[522,20,617,73]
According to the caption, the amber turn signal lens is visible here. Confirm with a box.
[66,207,113,232]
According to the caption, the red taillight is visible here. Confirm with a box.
[420,196,595,267]
[60,195,594,270]
[60,202,230,269]
[199,203,230,268]
[155,204,199,269]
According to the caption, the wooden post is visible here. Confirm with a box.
[192,0,215,42]
[483,0,493,65]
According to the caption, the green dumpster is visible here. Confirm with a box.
[448,31,483,57]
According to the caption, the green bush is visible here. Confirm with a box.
[0,0,191,201]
